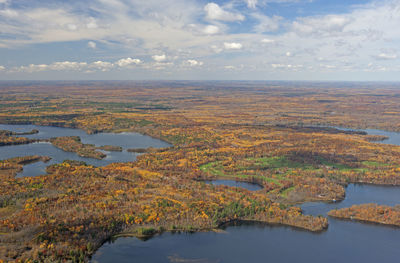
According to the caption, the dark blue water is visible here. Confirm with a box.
[92,183,400,263]
[91,127,400,263]
[204,180,262,191]
[92,221,400,263]
[0,124,170,177]
[301,184,400,216]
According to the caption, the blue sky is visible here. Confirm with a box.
[0,0,400,81]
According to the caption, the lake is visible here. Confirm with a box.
[204,179,263,191]
[91,127,400,263]
[0,124,170,177]
[91,184,400,263]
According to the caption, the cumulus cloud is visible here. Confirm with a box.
[204,3,245,22]
[16,64,49,73]
[245,0,258,9]
[152,54,167,62]
[261,38,275,44]
[252,13,282,33]
[0,8,18,17]
[186,59,203,66]
[86,18,98,29]
[292,15,351,36]
[3,0,400,79]
[224,42,242,50]
[9,58,143,73]
[116,57,141,67]
[202,25,220,35]
[375,53,398,60]
[211,45,223,53]
[90,61,114,71]
[271,64,303,70]
[50,61,87,71]
[66,24,78,31]
[87,41,96,49]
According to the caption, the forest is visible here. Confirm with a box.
[2,81,400,262]
[328,204,400,227]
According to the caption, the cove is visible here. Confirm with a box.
[0,124,170,177]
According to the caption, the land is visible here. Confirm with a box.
[328,204,400,227]
[127,147,159,153]
[1,81,400,262]
[50,136,106,159]
[97,145,122,152]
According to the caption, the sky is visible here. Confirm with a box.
[1,0,400,81]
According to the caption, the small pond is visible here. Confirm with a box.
[204,179,263,191]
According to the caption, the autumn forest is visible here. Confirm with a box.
[2,81,400,262]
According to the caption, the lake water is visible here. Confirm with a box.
[332,126,400,145]
[91,127,400,263]
[92,184,400,263]
[0,124,170,177]
[302,184,400,216]
[204,179,263,191]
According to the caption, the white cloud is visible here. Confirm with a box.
[8,58,146,73]
[261,38,275,44]
[0,9,18,17]
[224,42,242,50]
[90,61,114,71]
[375,53,398,60]
[17,64,49,73]
[11,61,89,73]
[87,41,97,49]
[151,62,174,70]
[3,0,400,79]
[0,66,5,71]
[271,64,285,69]
[203,25,220,35]
[286,51,292,57]
[320,64,337,69]
[204,3,245,22]
[152,54,167,62]
[292,15,351,37]
[86,18,98,29]
[271,64,303,70]
[245,0,258,9]
[186,59,203,66]
[252,13,282,33]
[67,24,78,31]
[50,61,87,71]
[116,57,141,67]
[211,45,223,53]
